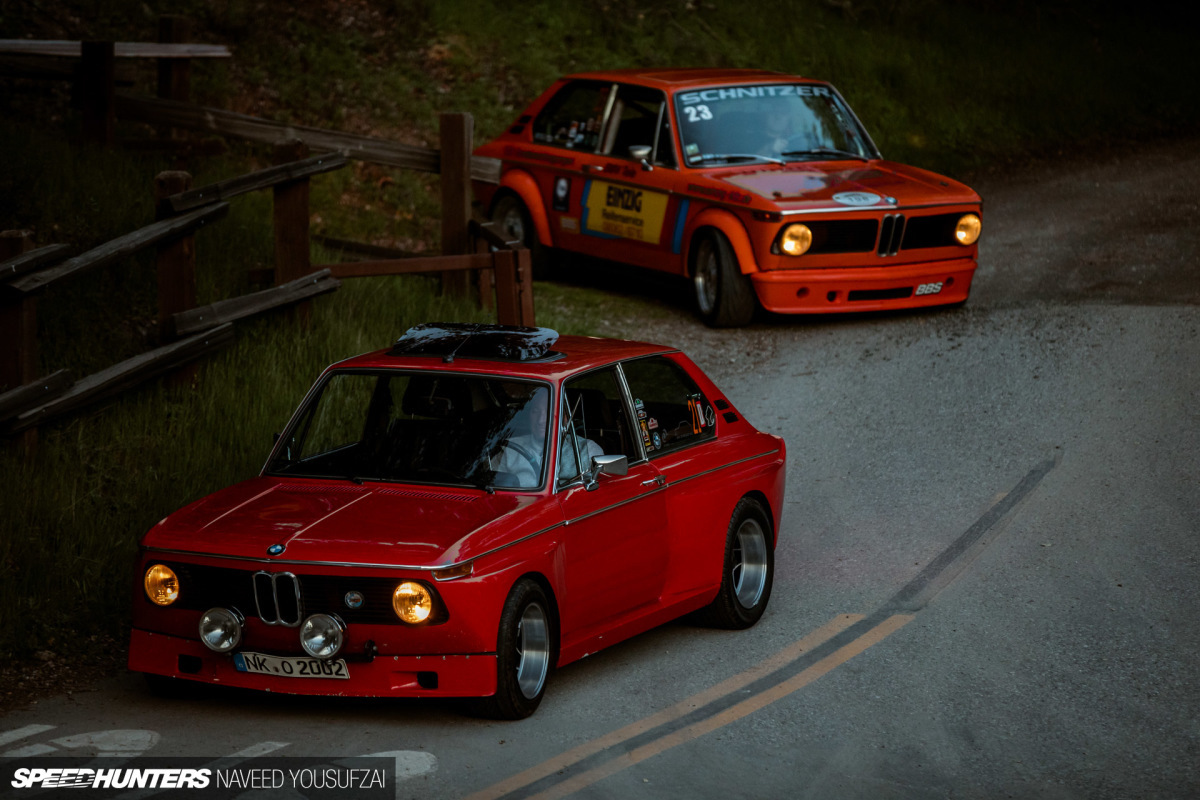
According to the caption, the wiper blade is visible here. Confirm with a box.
[691,153,785,165]
[780,148,869,162]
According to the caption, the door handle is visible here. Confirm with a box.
[581,164,600,173]
[641,476,666,487]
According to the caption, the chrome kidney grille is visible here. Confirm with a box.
[253,571,302,626]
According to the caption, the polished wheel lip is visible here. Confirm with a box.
[515,601,550,699]
[731,518,769,608]
[498,201,527,243]
[694,240,719,314]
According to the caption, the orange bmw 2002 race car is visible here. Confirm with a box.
[474,68,983,327]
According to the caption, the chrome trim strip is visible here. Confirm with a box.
[563,484,667,526]
[665,448,782,488]
[779,201,974,217]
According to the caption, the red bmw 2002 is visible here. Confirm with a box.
[130,324,786,718]
[474,68,982,327]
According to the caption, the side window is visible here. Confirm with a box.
[558,367,636,483]
[621,356,716,455]
[602,84,675,166]
[532,81,612,152]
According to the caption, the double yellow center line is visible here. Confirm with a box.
[466,613,913,800]
[468,457,1056,800]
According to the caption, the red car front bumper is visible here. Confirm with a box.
[128,628,498,698]
[751,257,976,314]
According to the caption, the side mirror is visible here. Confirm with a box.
[584,454,628,491]
[628,145,651,160]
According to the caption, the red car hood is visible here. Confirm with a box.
[711,160,978,210]
[142,478,550,568]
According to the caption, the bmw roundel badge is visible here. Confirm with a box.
[267,543,285,556]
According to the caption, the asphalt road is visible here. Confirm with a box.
[2,139,1197,799]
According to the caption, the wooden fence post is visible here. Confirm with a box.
[157,15,192,103]
[273,139,313,323]
[439,112,473,299]
[0,230,38,455]
[154,171,196,343]
[515,247,536,327]
[80,41,115,146]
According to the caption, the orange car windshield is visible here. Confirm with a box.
[674,83,874,166]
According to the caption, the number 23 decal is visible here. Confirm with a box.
[683,105,713,123]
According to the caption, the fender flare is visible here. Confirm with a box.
[683,207,760,275]
[494,169,553,248]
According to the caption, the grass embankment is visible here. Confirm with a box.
[1,0,1198,660]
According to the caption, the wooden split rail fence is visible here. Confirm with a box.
[2,31,533,455]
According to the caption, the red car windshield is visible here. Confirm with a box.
[267,371,551,490]
[674,83,874,166]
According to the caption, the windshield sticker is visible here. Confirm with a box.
[652,432,662,449]
[832,191,882,206]
[583,181,669,243]
[647,417,658,430]
[705,406,716,427]
[639,418,653,450]
[685,142,700,156]
[679,84,831,106]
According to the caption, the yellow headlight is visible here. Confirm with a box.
[144,564,179,606]
[393,581,433,624]
[955,213,982,245]
[780,224,813,256]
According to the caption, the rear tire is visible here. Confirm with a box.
[691,229,757,328]
[476,579,555,720]
[701,497,774,629]
[491,194,551,280]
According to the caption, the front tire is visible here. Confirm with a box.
[477,579,555,720]
[491,194,551,280]
[701,497,774,629]
[691,229,757,328]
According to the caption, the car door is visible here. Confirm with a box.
[618,354,728,601]
[525,79,615,252]
[576,83,690,273]
[555,366,668,642]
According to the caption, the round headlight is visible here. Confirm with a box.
[955,213,981,245]
[198,607,244,653]
[144,564,179,606]
[299,614,345,659]
[392,581,433,624]
[780,224,813,256]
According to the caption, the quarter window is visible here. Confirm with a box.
[602,84,676,167]
[621,357,716,455]
[532,81,611,152]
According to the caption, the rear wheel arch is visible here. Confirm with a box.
[492,171,553,248]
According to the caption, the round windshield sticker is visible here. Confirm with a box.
[832,191,882,206]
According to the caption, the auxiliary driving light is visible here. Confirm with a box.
[392,581,433,624]
[299,613,346,659]
[144,564,179,606]
[955,213,982,245]
[198,607,244,653]
[780,224,813,256]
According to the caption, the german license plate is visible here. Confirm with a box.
[234,652,349,680]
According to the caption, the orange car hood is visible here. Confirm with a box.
[713,160,976,209]
[142,478,552,568]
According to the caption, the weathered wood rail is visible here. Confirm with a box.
[2,25,532,455]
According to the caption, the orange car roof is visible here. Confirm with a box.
[562,67,815,91]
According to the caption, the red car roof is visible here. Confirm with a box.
[563,67,813,91]
[328,334,677,382]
